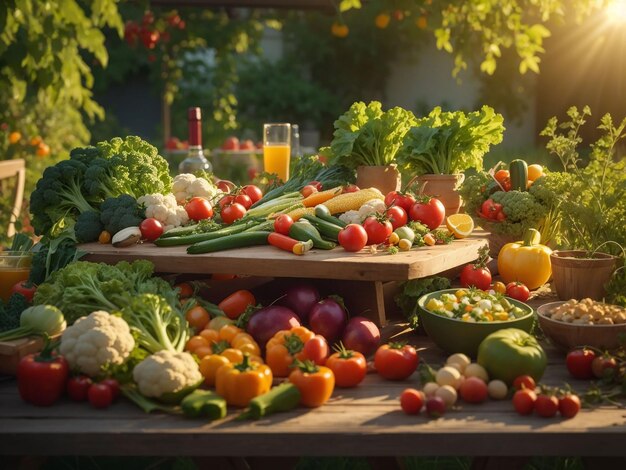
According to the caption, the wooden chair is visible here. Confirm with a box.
[0,159,26,238]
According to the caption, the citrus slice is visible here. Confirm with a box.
[446,214,474,239]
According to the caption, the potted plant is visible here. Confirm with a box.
[397,106,505,215]
[322,101,417,194]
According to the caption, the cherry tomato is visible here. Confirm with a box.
[338,224,368,252]
[66,375,92,402]
[100,378,120,400]
[362,217,393,245]
[426,396,446,418]
[88,383,114,409]
[506,282,530,302]
[559,394,581,419]
[459,377,488,404]
[301,185,318,198]
[186,305,211,331]
[10,281,37,302]
[185,197,214,221]
[326,349,367,388]
[385,206,408,230]
[219,195,235,209]
[175,282,194,299]
[374,343,418,381]
[491,281,506,294]
[274,214,294,236]
[591,355,618,379]
[400,388,425,415]
[512,388,536,415]
[566,348,596,379]
[342,184,360,193]
[409,198,445,230]
[140,218,164,241]
[512,375,536,391]
[307,181,323,191]
[302,335,329,366]
[234,193,252,210]
[242,185,263,204]
[218,290,256,320]
[384,191,416,212]
[221,203,247,224]
[535,394,559,418]
[216,179,236,193]
[460,264,492,290]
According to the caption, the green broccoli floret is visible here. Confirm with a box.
[75,211,104,243]
[0,293,30,332]
[100,195,145,235]
[491,190,545,223]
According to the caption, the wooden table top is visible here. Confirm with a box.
[2,326,625,458]
[80,232,488,282]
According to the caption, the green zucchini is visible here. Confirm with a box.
[289,221,336,250]
[181,390,227,420]
[240,382,301,420]
[314,205,347,227]
[187,231,271,254]
[509,159,528,191]
[158,224,199,239]
[302,215,342,241]
[155,223,251,247]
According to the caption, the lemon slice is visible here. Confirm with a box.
[446,214,474,239]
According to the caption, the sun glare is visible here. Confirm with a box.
[606,0,626,24]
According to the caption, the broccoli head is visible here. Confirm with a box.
[75,211,104,243]
[0,293,30,332]
[100,195,145,235]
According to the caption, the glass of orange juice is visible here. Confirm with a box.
[263,123,291,182]
[0,251,32,302]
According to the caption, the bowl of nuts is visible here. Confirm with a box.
[537,299,626,351]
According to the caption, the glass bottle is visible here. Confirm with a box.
[178,107,212,174]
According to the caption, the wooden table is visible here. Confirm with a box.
[1,330,625,459]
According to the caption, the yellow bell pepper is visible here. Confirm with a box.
[497,228,552,290]
[215,355,273,407]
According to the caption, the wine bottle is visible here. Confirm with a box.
[178,107,212,174]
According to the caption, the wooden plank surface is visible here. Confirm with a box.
[2,330,625,458]
[81,233,488,282]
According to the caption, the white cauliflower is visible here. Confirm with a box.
[338,199,387,224]
[172,174,220,204]
[138,193,189,232]
[339,210,361,225]
[133,351,202,398]
[60,311,135,377]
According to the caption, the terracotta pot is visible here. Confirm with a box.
[356,165,401,194]
[416,174,465,215]
[550,250,618,300]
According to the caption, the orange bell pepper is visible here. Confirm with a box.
[288,360,335,408]
[265,326,316,377]
[199,340,263,387]
[215,355,273,407]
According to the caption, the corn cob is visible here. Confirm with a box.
[286,187,384,220]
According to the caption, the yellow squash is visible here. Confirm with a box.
[497,228,552,290]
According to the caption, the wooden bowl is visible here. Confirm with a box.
[536,301,626,351]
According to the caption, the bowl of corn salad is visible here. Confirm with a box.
[417,289,535,356]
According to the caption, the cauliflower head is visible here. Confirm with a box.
[60,311,135,377]
[138,193,189,231]
[133,350,201,398]
[172,174,218,204]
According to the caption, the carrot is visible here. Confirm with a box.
[302,187,342,208]
[268,232,314,255]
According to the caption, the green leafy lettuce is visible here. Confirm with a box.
[395,276,451,329]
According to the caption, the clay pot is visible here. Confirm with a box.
[416,174,465,215]
[356,165,401,194]
[550,250,618,300]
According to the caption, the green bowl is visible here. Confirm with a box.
[417,289,535,357]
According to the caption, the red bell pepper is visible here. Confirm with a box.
[18,338,69,406]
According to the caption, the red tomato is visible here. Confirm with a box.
[384,191,416,212]
[185,197,214,221]
[566,348,596,379]
[326,349,367,388]
[100,378,120,400]
[302,335,329,366]
[218,290,256,320]
[221,203,246,224]
[239,139,255,151]
[219,195,235,209]
[307,181,323,191]
[301,185,318,198]
[88,383,114,409]
[216,180,236,193]
[495,169,512,191]
[400,388,425,414]
[342,184,360,193]
[460,264,492,290]
[506,282,530,302]
[559,394,581,419]
[362,217,393,245]
[512,375,536,391]
[385,206,408,230]
[274,214,294,235]
[10,280,37,302]
[426,396,446,418]
[481,199,501,220]
[459,377,488,403]
[512,388,536,415]
[338,224,368,252]
[408,198,445,230]
[222,136,240,151]
[374,343,418,381]
[140,218,164,241]
[242,185,263,204]
[234,193,253,210]
[175,282,194,299]
[591,355,618,379]
[66,375,92,402]
[535,394,559,418]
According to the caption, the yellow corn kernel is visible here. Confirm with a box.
[455,289,467,299]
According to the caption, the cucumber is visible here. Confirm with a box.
[187,231,271,254]
[159,224,199,239]
[155,223,251,247]
[314,205,347,227]
[302,215,342,241]
[509,159,528,191]
[289,222,336,250]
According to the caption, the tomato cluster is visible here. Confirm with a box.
[67,376,121,409]
[217,184,263,224]
[124,10,186,55]
[480,198,505,221]
[566,348,619,380]
[512,387,581,419]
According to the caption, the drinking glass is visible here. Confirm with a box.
[0,251,32,302]
[263,123,291,182]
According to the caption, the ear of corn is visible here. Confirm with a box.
[286,187,384,220]
[285,207,316,221]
